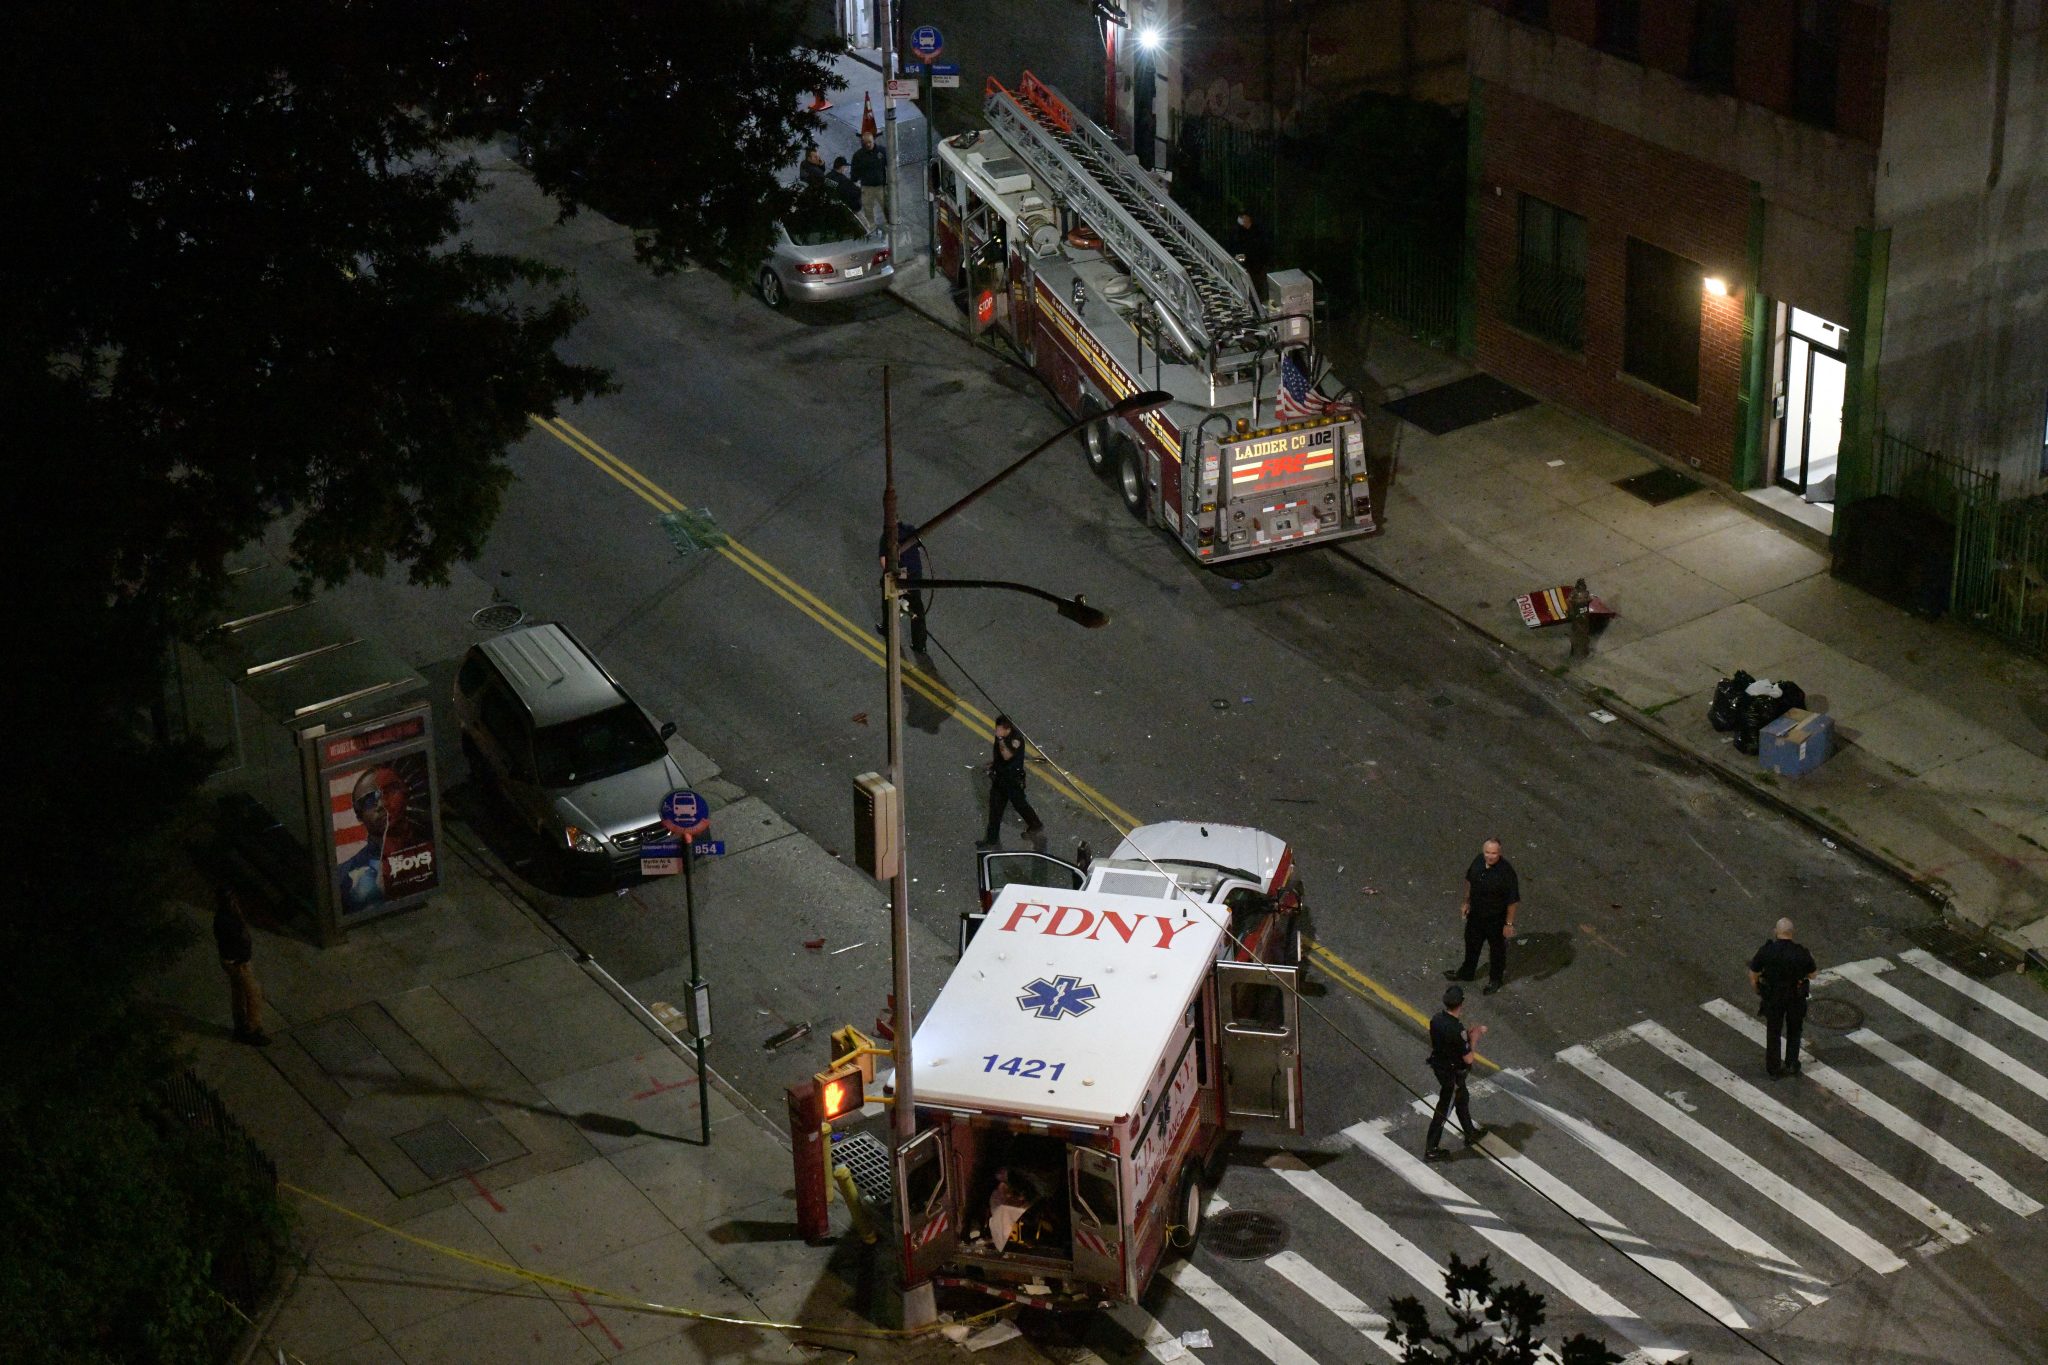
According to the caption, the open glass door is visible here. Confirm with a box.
[1068,1145,1127,1294]
[897,1126,958,1282]
[1214,960,1304,1134]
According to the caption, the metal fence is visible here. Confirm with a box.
[161,1069,283,1336]
[1172,113,1464,348]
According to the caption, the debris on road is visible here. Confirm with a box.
[804,937,826,951]
[764,1022,811,1051]
[830,941,867,956]
[1590,709,1617,723]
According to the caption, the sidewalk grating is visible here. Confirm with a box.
[832,1130,893,1207]
[1381,374,1535,434]
[394,1118,491,1183]
[1616,467,1705,506]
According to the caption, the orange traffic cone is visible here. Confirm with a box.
[860,91,877,138]
[807,90,832,112]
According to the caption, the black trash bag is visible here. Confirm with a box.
[1709,671,1755,732]
[1736,681,1805,755]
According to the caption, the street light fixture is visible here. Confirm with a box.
[876,374,1166,1328]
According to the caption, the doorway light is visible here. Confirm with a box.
[1703,276,1730,296]
[1138,26,1164,51]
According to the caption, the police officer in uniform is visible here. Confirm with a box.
[976,715,1044,851]
[1449,838,1520,995]
[1423,984,1488,1161]
[1749,917,1818,1076]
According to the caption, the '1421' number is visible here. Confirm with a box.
[983,1054,1064,1080]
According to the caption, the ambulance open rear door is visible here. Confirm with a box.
[1214,960,1304,1134]
[898,1126,959,1281]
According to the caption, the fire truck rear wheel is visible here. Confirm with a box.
[1080,402,1112,478]
[1116,437,1147,520]
[1174,1162,1206,1254]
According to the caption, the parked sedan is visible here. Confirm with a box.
[757,191,893,308]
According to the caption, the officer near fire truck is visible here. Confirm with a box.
[977,715,1044,851]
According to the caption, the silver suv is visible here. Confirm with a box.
[452,623,686,880]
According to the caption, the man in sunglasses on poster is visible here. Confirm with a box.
[337,763,435,916]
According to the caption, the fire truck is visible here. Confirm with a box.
[894,822,1307,1309]
[930,73,1376,565]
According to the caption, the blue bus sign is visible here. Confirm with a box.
[660,789,709,837]
[690,840,727,857]
[909,25,943,61]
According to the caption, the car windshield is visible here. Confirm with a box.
[784,190,866,246]
[533,704,666,787]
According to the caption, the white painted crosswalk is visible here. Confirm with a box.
[1115,950,2048,1365]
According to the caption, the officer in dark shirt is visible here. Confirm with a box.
[1424,984,1487,1160]
[1450,838,1520,995]
[877,520,928,653]
[1749,917,1818,1076]
[977,715,1044,851]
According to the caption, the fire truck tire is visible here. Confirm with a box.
[1079,400,1112,478]
[1173,1162,1207,1254]
[1115,437,1147,520]
[756,269,786,310]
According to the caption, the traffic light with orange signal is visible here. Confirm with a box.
[817,1063,865,1121]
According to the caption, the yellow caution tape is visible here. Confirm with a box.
[281,1181,1008,1340]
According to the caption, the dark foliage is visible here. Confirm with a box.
[1386,1254,1623,1364]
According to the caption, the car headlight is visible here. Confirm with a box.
[564,825,606,855]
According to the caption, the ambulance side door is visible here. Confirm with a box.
[966,851,1085,952]
[1069,1145,1128,1295]
[897,1125,959,1282]
[1213,960,1304,1134]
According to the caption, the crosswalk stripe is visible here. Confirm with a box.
[1847,1026,2048,1165]
[1632,1019,1973,1246]
[1505,1086,1828,1297]
[1829,960,2048,1105]
[1264,1155,1563,1365]
[1471,1130,1752,1329]
[1263,1250,1402,1360]
[1106,1301,1199,1363]
[1559,1042,1905,1275]
[1346,1121,1688,1363]
[1901,948,2048,1046]
[1702,999,2040,1217]
[1162,1260,1323,1365]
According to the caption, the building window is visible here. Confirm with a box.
[1515,196,1586,350]
[1595,0,1641,60]
[1623,238,1702,403]
[1690,0,1737,92]
[1792,0,1842,128]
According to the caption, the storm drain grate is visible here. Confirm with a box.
[394,1119,491,1183]
[832,1131,893,1207]
[300,1016,386,1077]
[1805,996,1865,1032]
[1205,1209,1290,1260]
[1905,921,2015,979]
[1614,467,1703,505]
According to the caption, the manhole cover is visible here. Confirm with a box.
[1205,1209,1289,1260]
[1614,467,1703,505]
[1806,996,1864,1031]
[1213,559,1275,582]
[471,602,525,631]
[394,1119,490,1183]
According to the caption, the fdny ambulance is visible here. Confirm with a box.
[930,73,1376,565]
[896,822,1306,1308]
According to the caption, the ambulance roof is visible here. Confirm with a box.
[912,885,1226,1126]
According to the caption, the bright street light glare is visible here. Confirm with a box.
[1138,26,1163,51]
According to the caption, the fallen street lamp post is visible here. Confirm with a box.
[874,369,1167,1328]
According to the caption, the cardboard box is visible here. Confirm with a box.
[1760,708,1834,776]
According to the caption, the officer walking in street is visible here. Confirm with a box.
[976,715,1044,851]
[1424,984,1487,1161]
[1749,917,1818,1076]
[1448,837,1520,995]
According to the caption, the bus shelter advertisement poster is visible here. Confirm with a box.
[318,709,441,922]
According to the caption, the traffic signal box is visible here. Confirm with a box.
[789,1025,887,1241]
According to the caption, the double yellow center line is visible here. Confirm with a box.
[527,413,1444,1048]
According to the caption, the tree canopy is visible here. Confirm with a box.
[4,4,839,1358]
[1387,1254,1622,1365]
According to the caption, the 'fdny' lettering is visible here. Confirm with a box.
[999,901,1200,950]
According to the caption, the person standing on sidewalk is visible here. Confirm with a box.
[1749,918,1817,1077]
[213,884,270,1046]
[1448,838,1519,995]
[976,716,1044,851]
[1423,984,1487,1161]
[850,129,888,227]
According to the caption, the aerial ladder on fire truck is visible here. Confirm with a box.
[982,74,1269,364]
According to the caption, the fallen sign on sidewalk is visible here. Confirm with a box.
[1516,583,1615,628]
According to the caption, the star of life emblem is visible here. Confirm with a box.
[1017,974,1099,1020]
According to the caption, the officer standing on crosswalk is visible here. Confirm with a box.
[1749,917,1818,1077]
[1423,984,1488,1161]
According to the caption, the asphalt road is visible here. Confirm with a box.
[435,152,2048,1363]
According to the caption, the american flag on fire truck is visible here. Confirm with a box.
[1273,352,1359,423]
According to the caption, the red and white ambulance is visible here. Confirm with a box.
[895,822,1307,1308]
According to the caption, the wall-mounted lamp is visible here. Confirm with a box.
[1702,276,1730,297]
[1138,25,1164,51]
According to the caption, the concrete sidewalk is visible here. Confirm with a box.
[154,755,1029,1363]
[885,256,2048,965]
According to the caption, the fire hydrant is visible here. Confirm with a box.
[1568,577,1592,660]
